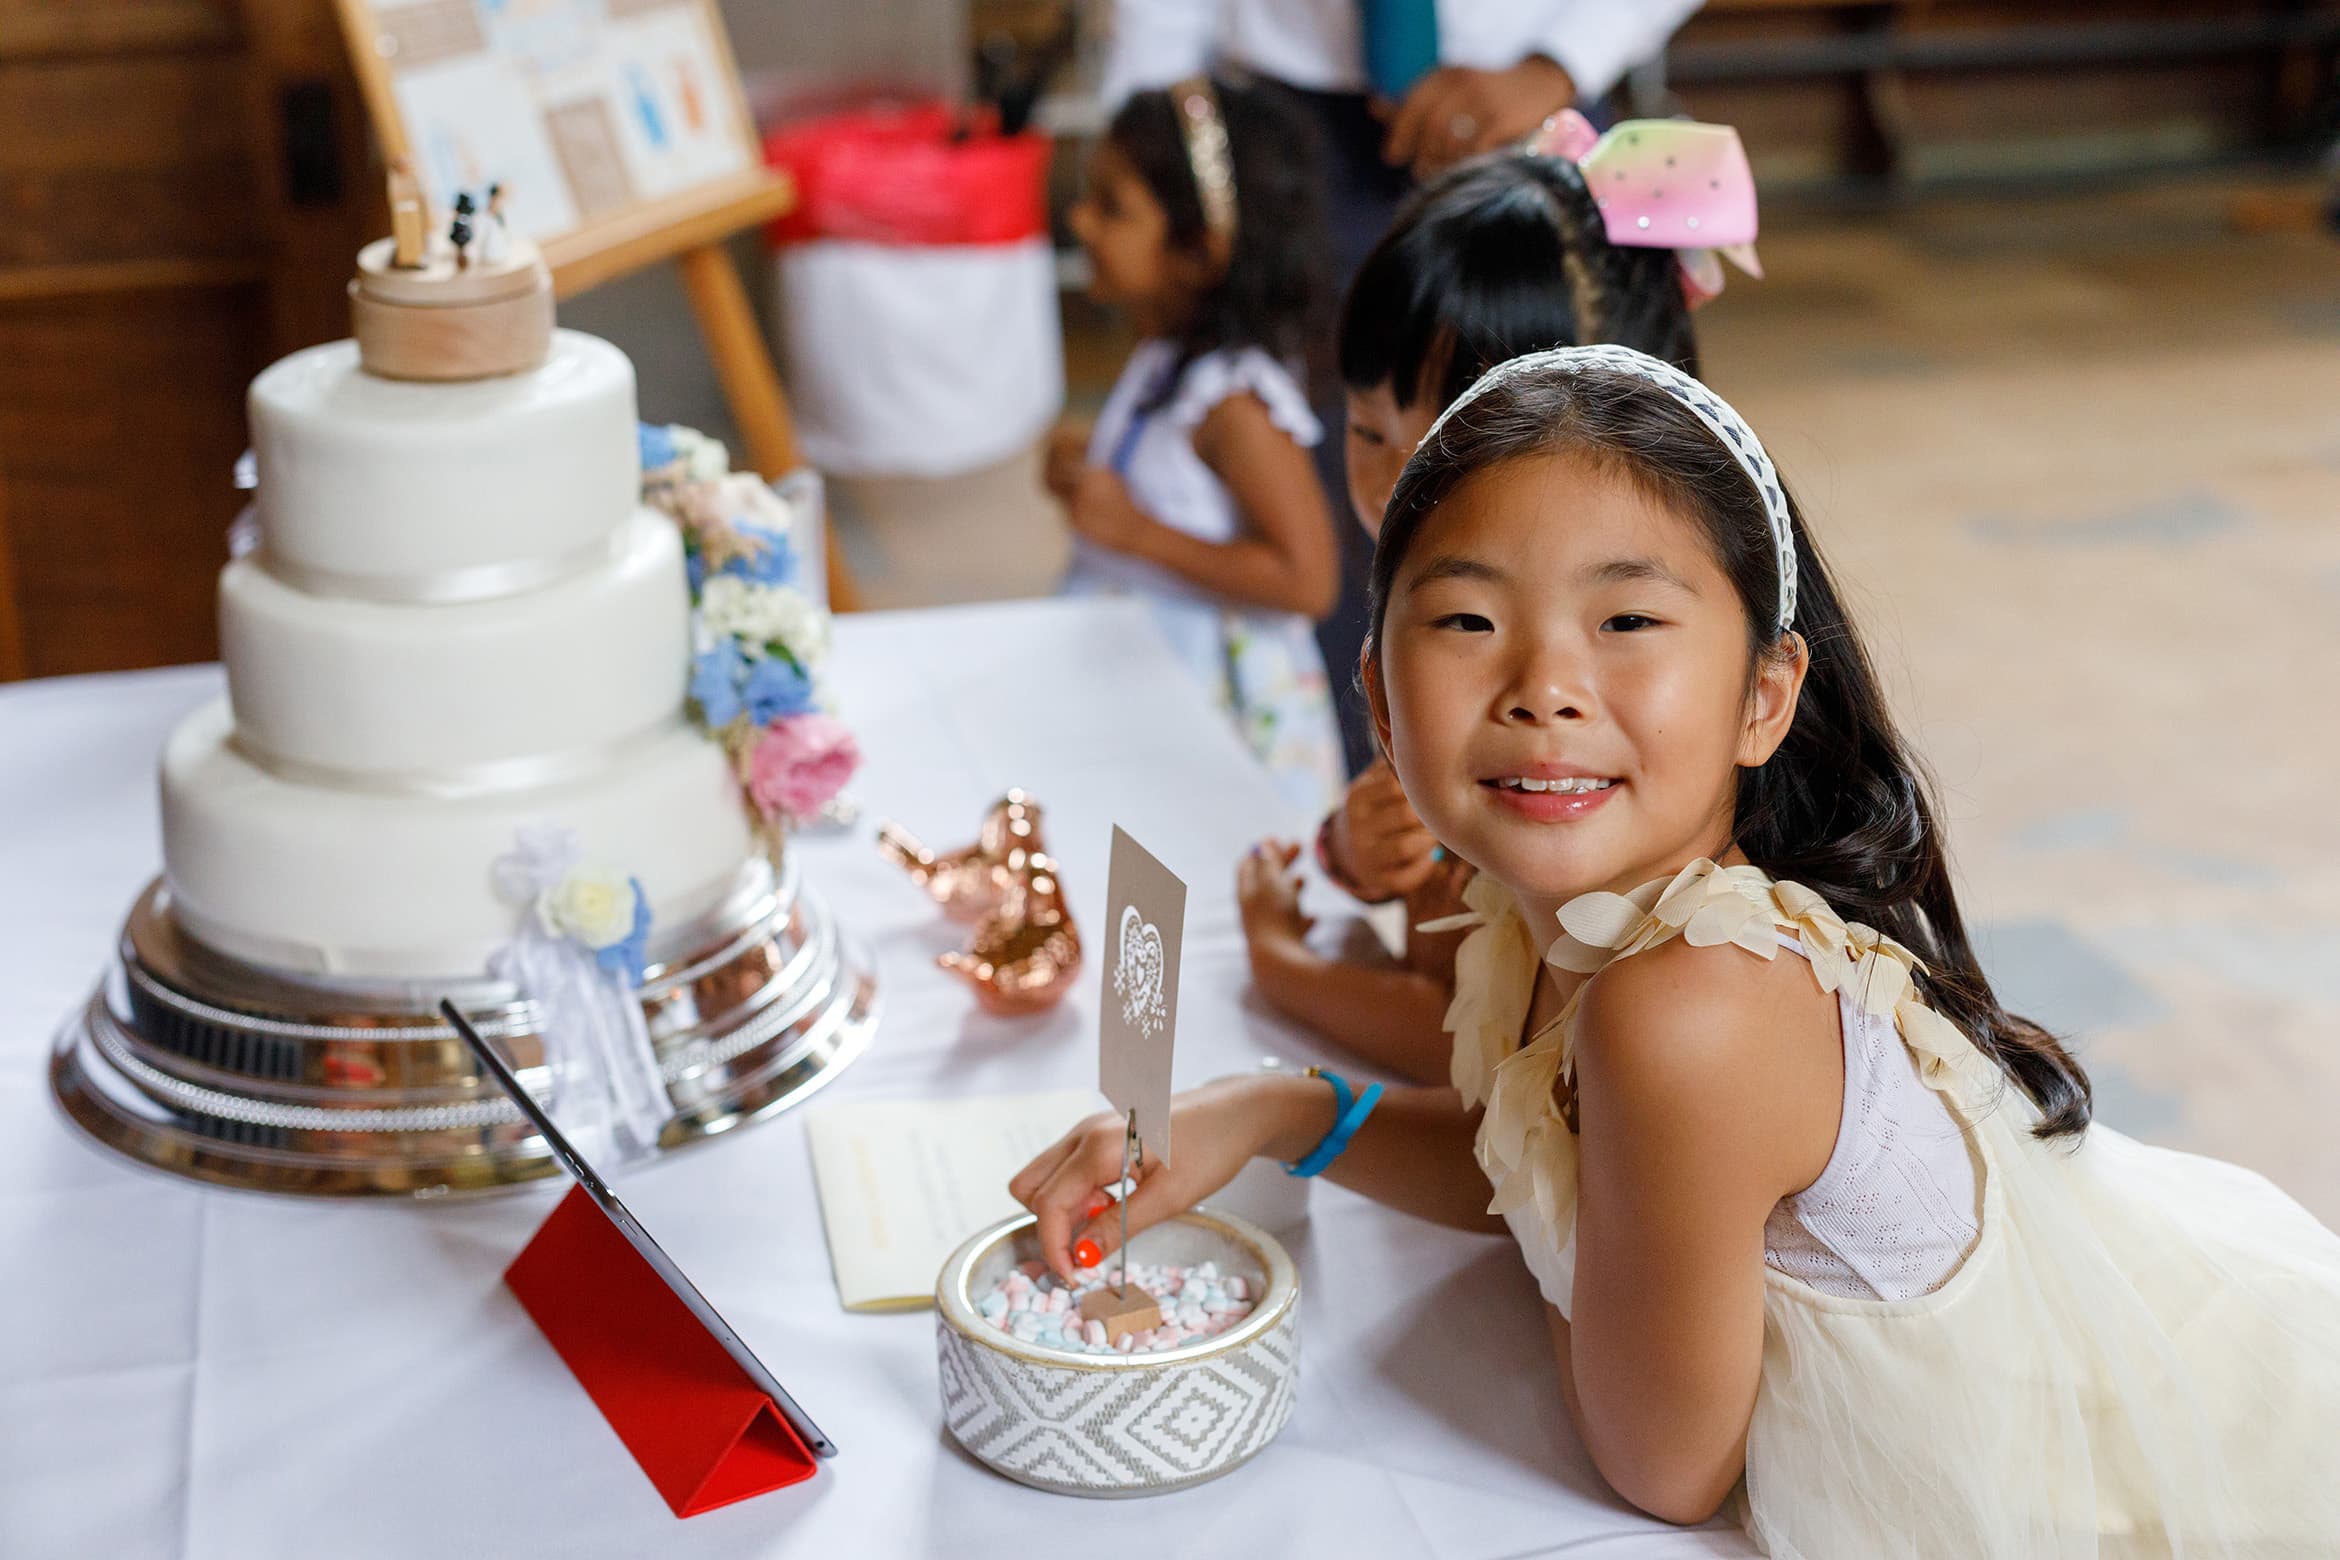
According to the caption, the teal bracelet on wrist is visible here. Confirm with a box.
[1285,1066,1384,1178]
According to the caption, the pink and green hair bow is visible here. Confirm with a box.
[1530,109,1762,309]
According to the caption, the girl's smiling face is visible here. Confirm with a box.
[1369,448,1805,913]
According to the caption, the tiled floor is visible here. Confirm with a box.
[838,173,2340,1220]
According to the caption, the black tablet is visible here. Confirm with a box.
[439,999,837,1458]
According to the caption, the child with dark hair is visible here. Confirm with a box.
[1239,119,1741,1083]
[1051,75,1346,817]
[1022,346,2340,1551]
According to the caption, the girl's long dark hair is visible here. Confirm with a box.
[1368,365,2092,1139]
[1340,151,1698,407]
[1107,76,1328,408]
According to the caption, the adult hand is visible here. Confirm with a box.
[1380,55,1576,179]
[1237,839,1314,956]
[1335,762,1442,900]
[1008,1077,1294,1281]
[1062,464,1147,554]
[1042,421,1091,502]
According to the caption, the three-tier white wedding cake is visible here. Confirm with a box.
[162,255,758,980]
[52,230,877,1198]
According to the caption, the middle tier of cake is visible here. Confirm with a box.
[220,509,691,783]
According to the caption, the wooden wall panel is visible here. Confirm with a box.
[0,0,237,59]
[0,473,21,680]
[0,55,258,270]
[0,0,372,678]
[0,287,258,675]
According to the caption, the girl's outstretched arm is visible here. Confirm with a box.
[1238,840,1453,1086]
[1561,937,1842,1524]
[1248,943,1454,1086]
[1010,1071,1498,1280]
[1068,391,1338,617]
[1312,1079,1498,1233]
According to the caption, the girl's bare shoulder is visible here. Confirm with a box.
[1572,932,1842,1187]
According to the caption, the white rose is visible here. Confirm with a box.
[761,585,830,666]
[695,574,762,641]
[539,867,638,949]
[697,577,828,665]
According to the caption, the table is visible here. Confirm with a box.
[0,598,1753,1559]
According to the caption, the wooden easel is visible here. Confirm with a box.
[327,0,857,609]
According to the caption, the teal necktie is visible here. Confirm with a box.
[1359,0,1439,99]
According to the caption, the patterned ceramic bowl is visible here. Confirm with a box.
[935,1206,1300,1497]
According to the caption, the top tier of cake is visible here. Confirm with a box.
[247,329,637,601]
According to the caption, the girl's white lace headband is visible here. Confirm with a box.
[1419,343,1798,635]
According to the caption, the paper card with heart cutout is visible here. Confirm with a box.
[1100,825,1185,1165]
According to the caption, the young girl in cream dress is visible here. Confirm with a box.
[1015,346,2340,1555]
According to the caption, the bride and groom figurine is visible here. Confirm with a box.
[449,183,514,268]
[385,159,513,271]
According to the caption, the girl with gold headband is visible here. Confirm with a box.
[1051,75,1347,819]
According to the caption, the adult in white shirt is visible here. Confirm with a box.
[1103,1,1704,185]
[1098,0,1705,771]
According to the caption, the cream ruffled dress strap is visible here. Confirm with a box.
[1438,859,2340,1556]
[1444,858,1998,1268]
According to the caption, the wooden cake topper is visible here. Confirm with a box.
[349,169,554,382]
[387,157,430,268]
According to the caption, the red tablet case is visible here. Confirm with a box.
[505,1184,821,1517]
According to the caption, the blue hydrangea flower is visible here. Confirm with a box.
[685,541,708,595]
[688,640,747,728]
[741,652,817,724]
[721,521,799,587]
[594,878,654,985]
[638,422,679,473]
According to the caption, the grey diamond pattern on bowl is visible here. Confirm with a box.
[938,1309,1300,1494]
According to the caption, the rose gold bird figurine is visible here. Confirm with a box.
[876,789,1047,923]
[937,850,1083,1017]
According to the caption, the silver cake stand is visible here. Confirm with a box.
[48,855,878,1197]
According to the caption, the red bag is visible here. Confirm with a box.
[763,103,1051,248]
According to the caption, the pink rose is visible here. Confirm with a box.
[748,714,860,823]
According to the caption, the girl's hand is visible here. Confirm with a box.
[1237,839,1314,955]
[1380,56,1576,178]
[1008,1076,1298,1282]
[1338,763,1442,900]
[1043,422,1092,501]
[1063,465,1147,553]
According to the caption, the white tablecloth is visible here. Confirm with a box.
[0,599,1753,1559]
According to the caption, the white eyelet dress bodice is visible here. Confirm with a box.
[1058,340,1344,822]
[1438,862,2340,1556]
[1758,932,1980,1301]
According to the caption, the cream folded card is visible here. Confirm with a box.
[806,1088,1101,1312]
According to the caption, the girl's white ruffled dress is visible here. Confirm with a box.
[1441,861,2340,1557]
[1062,340,1345,821]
